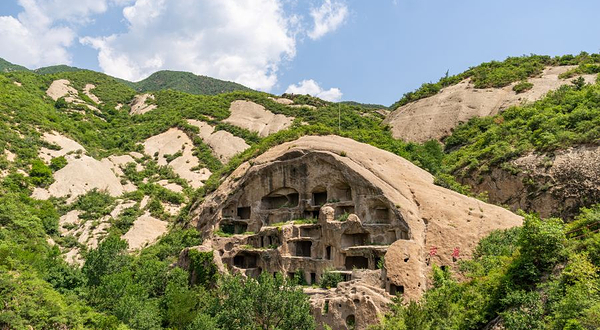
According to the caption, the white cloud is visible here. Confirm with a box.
[81,0,297,91]
[0,0,118,68]
[307,0,348,40]
[285,79,342,102]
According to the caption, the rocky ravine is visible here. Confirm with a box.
[184,135,521,330]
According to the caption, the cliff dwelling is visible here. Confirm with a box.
[189,135,522,330]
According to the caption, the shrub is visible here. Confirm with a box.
[29,159,53,187]
[49,156,68,171]
[320,269,343,289]
[512,81,534,94]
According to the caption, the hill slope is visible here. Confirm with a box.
[128,70,254,95]
[34,65,84,75]
[0,58,29,72]
[0,53,598,330]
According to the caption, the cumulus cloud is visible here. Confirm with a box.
[0,0,120,67]
[81,0,297,91]
[307,0,348,40]
[285,79,342,102]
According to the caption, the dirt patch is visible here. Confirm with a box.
[122,211,168,250]
[102,154,143,177]
[187,119,250,162]
[384,66,598,142]
[13,81,21,87]
[130,94,157,115]
[59,210,81,235]
[224,100,294,137]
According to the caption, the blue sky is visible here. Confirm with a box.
[1,0,599,105]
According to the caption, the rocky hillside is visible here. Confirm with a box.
[0,53,598,330]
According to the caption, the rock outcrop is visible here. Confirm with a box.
[223,100,294,137]
[130,94,157,115]
[187,135,521,329]
[187,119,250,162]
[384,66,597,143]
[142,128,211,188]
[463,145,600,219]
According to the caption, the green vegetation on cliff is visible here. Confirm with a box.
[373,205,600,330]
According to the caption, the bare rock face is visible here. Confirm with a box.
[46,79,78,101]
[188,135,521,329]
[223,100,294,137]
[463,145,600,219]
[142,128,211,188]
[130,94,157,115]
[187,119,250,162]
[384,66,597,143]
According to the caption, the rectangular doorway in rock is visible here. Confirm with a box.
[230,222,248,234]
[300,226,321,238]
[237,206,251,219]
[341,233,370,248]
[221,223,235,235]
[312,191,327,206]
[233,252,258,269]
[325,246,332,260]
[310,272,317,284]
[345,256,369,269]
[294,240,312,257]
[373,207,390,223]
[331,183,352,201]
[389,284,404,296]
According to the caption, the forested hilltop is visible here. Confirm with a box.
[0,53,598,329]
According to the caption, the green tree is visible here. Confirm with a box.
[215,273,315,330]
[29,159,53,187]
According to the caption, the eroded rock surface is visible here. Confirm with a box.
[46,79,78,101]
[34,132,125,201]
[187,135,521,329]
[463,145,600,219]
[384,66,597,143]
[122,211,168,250]
[83,84,101,104]
[223,100,294,137]
[143,128,211,188]
[130,94,157,115]
[187,119,249,162]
